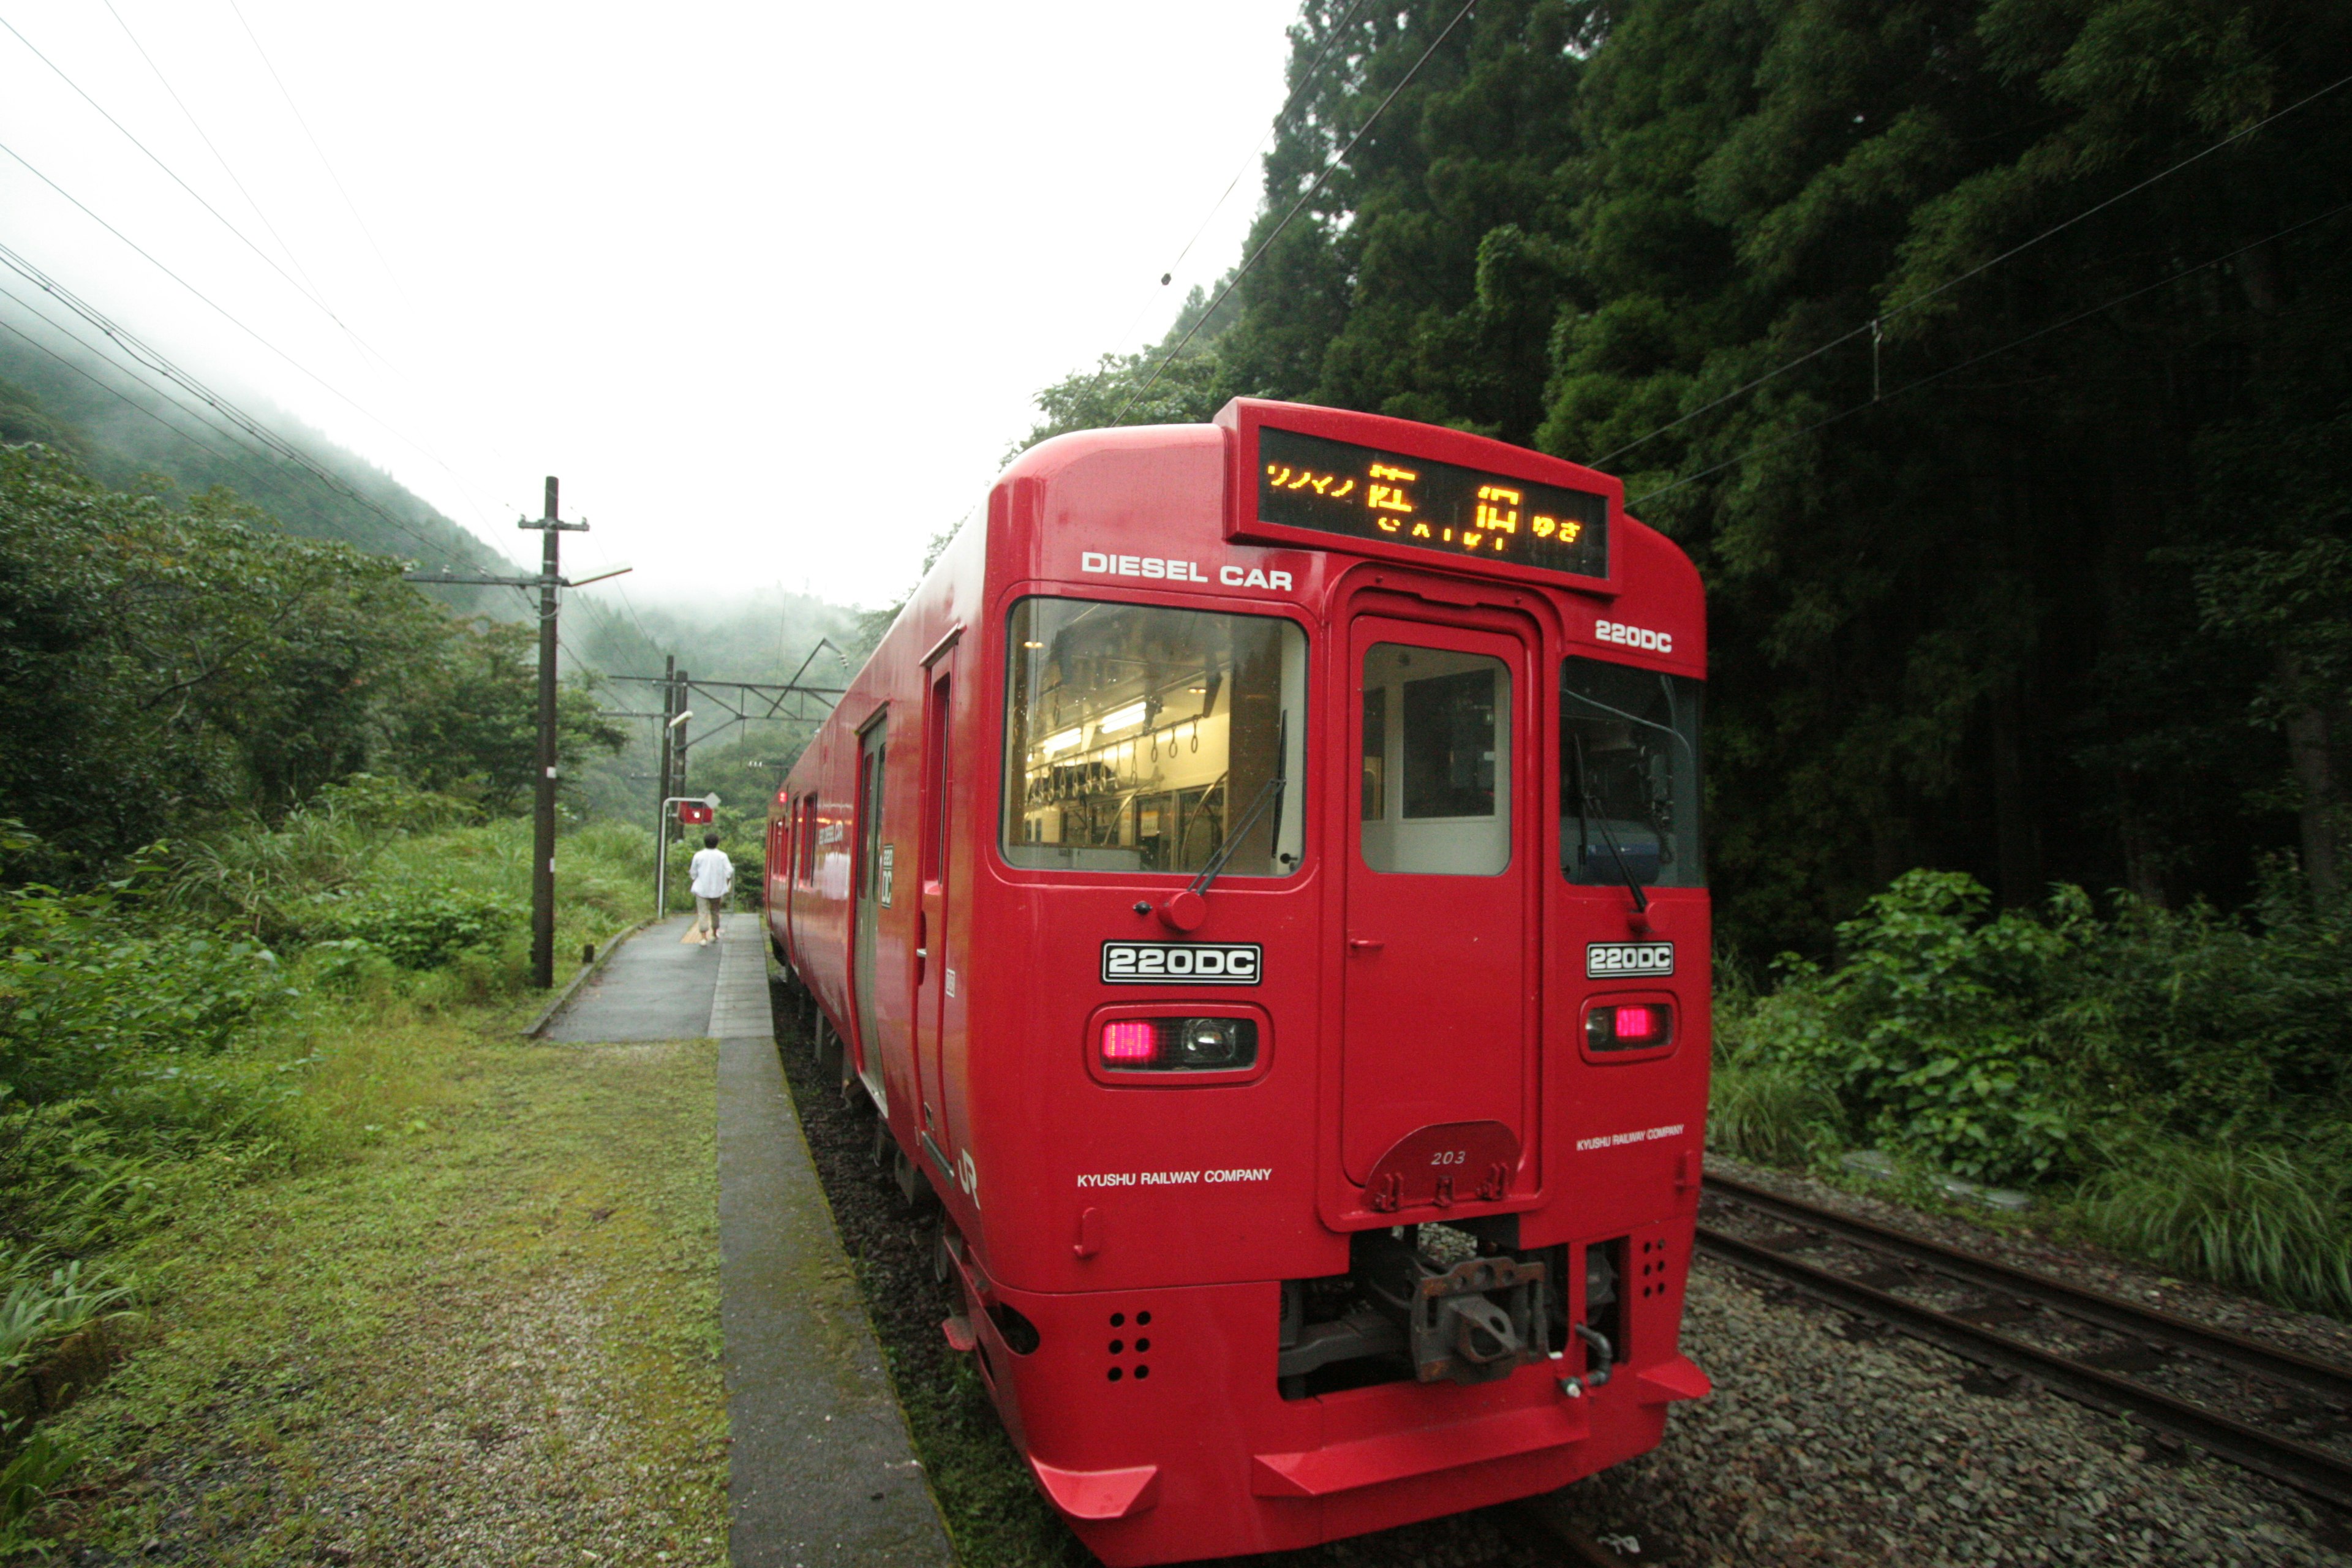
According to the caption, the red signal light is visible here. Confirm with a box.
[1101,1020,1160,1065]
[678,802,714,825]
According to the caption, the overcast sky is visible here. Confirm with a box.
[0,0,1302,604]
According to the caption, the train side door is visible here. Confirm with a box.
[853,722,888,1091]
[1342,611,1537,1196]
[911,662,954,1167]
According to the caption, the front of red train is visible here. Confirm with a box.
[946,399,1711,1564]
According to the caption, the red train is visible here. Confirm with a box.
[765,398,1711,1564]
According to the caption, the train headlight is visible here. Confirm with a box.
[1178,1017,1242,1066]
[1096,1017,1260,1072]
[1586,1001,1673,1052]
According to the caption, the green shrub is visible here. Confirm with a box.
[0,1421,81,1549]
[0,881,292,1108]
[0,1252,135,1382]
[330,886,520,970]
[163,777,474,943]
[1724,872,2081,1183]
[2049,867,2352,1141]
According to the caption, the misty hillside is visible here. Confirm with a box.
[0,327,513,582]
[1,326,886,825]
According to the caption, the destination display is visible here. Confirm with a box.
[1256,426,1608,578]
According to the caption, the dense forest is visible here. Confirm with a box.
[1035,0,2352,959]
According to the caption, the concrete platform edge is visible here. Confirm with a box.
[523,913,657,1037]
[717,954,954,1564]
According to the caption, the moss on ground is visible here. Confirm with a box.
[28,1022,727,1566]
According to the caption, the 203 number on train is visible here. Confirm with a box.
[1586,941,1674,979]
[1101,942,1264,985]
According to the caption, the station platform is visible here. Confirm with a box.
[544,913,952,1567]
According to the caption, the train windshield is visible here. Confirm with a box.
[1561,655,1704,888]
[1003,597,1307,875]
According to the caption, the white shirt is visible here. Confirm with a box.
[688,847,734,900]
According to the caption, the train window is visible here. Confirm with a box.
[1359,644,1511,875]
[1003,597,1306,875]
[1561,657,1704,888]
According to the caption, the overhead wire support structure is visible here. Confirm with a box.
[601,660,845,918]
[601,671,846,752]
[402,477,630,989]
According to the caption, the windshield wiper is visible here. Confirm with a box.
[1148,714,1289,930]
[1188,712,1288,902]
[1571,732,1649,916]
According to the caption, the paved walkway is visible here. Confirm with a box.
[543,914,952,1567]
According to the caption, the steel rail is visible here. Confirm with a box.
[1492,1496,1635,1567]
[1693,1217,2352,1511]
[1706,1175,2352,1405]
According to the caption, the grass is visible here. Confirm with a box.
[2071,1141,2352,1317]
[12,1004,728,1563]
[1705,1054,1842,1169]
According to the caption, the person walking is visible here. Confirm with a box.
[688,831,734,946]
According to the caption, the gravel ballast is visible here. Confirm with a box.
[1546,1254,2352,1567]
[769,976,2351,1566]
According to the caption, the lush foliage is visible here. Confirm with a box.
[1724,867,2352,1178]
[1724,872,2082,1181]
[0,800,658,1542]
[1715,865,2352,1311]
[1030,0,2352,957]
[0,446,622,870]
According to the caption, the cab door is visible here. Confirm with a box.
[1341,610,1537,1194]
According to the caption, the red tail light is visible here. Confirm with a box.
[1101,1020,1160,1065]
[1587,1001,1673,1052]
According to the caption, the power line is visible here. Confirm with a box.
[0,136,462,492]
[0,13,345,329]
[1626,198,2352,510]
[0,240,462,562]
[88,0,511,537]
[1112,0,1480,423]
[7,17,509,547]
[1,276,431,548]
[173,0,512,534]
[0,129,509,541]
[99,0,328,312]
[1082,0,1374,383]
[221,0,408,307]
[0,311,241,465]
[0,274,426,525]
[1,291,504,573]
[1594,67,2352,470]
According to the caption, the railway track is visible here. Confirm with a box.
[1491,1495,1635,1566]
[1697,1173,2352,1513]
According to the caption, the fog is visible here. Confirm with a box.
[0,0,1303,605]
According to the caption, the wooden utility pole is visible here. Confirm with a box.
[518,477,590,988]
[407,477,624,990]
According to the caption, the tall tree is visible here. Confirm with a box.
[1023,0,2352,952]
